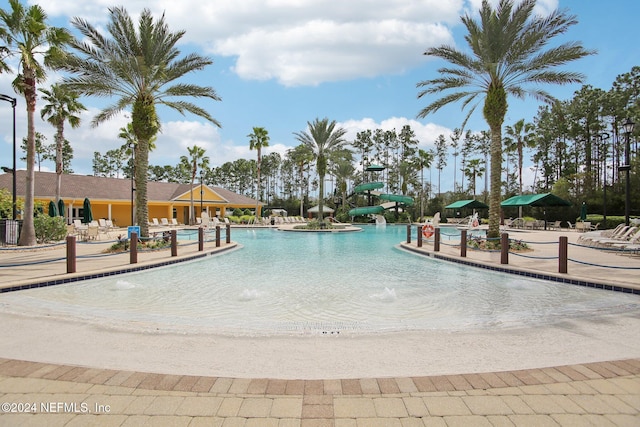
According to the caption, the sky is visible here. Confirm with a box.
[1,0,639,194]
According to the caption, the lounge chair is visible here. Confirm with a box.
[170,218,179,227]
[601,224,626,238]
[608,229,640,249]
[160,218,170,227]
[588,227,639,247]
[152,218,160,227]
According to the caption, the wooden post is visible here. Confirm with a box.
[198,227,204,251]
[406,224,411,244]
[501,233,509,264]
[434,227,440,252]
[130,232,137,264]
[66,235,76,273]
[171,229,177,256]
[416,225,422,247]
[460,229,467,258]
[216,225,221,247]
[226,223,231,244]
[559,236,568,274]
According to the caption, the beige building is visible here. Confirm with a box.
[0,171,262,227]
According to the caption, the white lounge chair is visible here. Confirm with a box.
[589,227,638,247]
[160,218,170,227]
[170,218,179,227]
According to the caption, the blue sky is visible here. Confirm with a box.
[1,0,638,194]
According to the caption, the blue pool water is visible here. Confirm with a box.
[3,225,638,335]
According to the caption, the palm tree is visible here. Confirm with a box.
[417,0,593,238]
[416,148,434,220]
[179,145,209,225]
[463,158,485,198]
[248,127,270,216]
[60,6,221,237]
[504,118,535,196]
[39,84,86,203]
[288,144,314,217]
[293,118,347,225]
[0,0,71,246]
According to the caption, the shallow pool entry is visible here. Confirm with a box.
[2,225,639,336]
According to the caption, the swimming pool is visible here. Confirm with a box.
[2,225,638,336]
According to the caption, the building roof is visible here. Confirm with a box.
[0,171,262,206]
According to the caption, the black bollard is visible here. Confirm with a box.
[460,229,467,258]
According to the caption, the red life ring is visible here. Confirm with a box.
[422,224,434,238]
[472,218,479,228]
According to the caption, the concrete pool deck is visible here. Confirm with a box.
[0,226,639,425]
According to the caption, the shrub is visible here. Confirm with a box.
[243,209,252,216]
[33,214,67,243]
[233,208,243,216]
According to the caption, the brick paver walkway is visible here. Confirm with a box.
[1,358,639,426]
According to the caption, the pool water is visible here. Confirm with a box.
[3,225,638,336]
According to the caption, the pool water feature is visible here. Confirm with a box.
[2,225,638,336]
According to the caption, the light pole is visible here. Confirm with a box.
[597,132,610,226]
[0,94,17,220]
[199,169,203,216]
[129,142,135,226]
[621,118,635,226]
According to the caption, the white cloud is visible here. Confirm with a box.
[466,0,558,17]
[39,0,463,87]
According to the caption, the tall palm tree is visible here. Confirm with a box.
[0,0,71,246]
[416,148,434,219]
[288,144,314,217]
[39,83,86,203]
[60,6,221,237]
[294,118,347,226]
[179,145,209,225]
[504,118,535,196]
[417,0,593,238]
[248,126,270,216]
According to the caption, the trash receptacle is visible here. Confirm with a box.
[1,219,20,245]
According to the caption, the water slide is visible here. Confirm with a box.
[348,182,414,216]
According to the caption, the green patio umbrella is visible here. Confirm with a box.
[580,202,587,221]
[48,200,58,217]
[82,197,93,224]
[57,199,65,218]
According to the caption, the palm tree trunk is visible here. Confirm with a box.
[256,148,261,216]
[55,122,64,202]
[488,125,503,239]
[135,138,149,237]
[18,71,37,246]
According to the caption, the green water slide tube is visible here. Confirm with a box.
[348,205,385,216]
[378,194,415,205]
[354,182,384,193]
